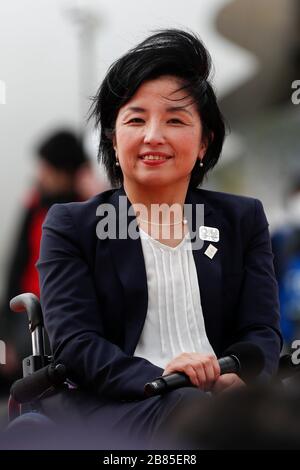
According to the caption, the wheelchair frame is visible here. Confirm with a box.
[8,293,66,421]
[7,292,300,424]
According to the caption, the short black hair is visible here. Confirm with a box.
[91,29,226,188]
[37,130,88,173]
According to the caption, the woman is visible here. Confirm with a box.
[37,29,282,446]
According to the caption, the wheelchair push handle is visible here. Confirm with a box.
[10,293,43,331]
[10,293,45,357]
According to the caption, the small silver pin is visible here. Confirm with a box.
[199,226,219,242]
[205,244,218,259]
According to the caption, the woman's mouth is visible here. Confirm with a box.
[139,154,172,165]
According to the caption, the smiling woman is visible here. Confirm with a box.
[114,76,205,198]
[37,29,282,448]
[112,76,206,245]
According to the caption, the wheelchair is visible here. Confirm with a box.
[5,292,300,450]
[8,293,67,423]
[3,294,104,450]
[5,294,163,450]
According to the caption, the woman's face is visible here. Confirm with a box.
[114,75,207,194]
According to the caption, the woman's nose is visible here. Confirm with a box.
[143,122,166,145]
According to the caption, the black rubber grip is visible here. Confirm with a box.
[10,363,67,403]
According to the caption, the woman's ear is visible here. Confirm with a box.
[112,135,117,151]
[199,138,208,159]
[199,131,214,158]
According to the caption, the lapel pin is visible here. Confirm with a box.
[205,244,218,259]
[199,226,219,242]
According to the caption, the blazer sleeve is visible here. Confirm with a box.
[37,204,163,400]
[231,198,282,377]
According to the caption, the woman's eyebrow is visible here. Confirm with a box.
[122,105,193,116]
[166,106,193,117]
[123,106,146,114]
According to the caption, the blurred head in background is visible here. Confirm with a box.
[35,130,89,198]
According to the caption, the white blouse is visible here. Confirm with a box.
[133,227,215,369]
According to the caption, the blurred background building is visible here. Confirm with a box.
[0,0,300,386]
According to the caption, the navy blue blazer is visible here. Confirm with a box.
[37,187,282,400]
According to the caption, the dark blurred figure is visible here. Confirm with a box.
[0,129,95,396]
[272,178,300,346]
[161,379,300,449]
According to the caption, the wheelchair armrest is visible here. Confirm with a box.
[10,363,67,404]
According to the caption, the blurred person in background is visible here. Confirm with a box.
[0,129,102,395]
[272,177,300,347]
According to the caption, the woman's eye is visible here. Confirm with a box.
[168,118,184,124]
[127,118,144,124]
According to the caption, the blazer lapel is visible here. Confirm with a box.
[107,188,148,355]
[185,189,223,353]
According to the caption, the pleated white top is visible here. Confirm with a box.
[133,227,215,369]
